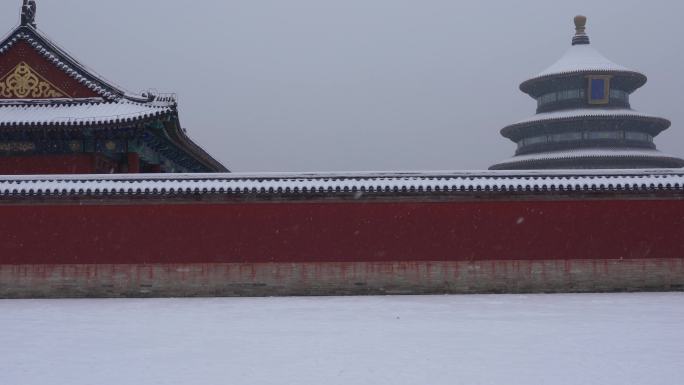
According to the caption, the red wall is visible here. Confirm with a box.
[1,199,683,265]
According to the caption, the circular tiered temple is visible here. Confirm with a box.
[490,16,684,170]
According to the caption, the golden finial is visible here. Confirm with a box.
[572,15,590,45]
[574,15,587,35]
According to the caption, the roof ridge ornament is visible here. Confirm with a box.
[572,15,590,45]
[21,0,37,28]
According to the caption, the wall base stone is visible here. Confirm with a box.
[1,258,683,298]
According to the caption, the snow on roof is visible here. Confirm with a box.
[533,44,635,79]
[493,148,683,167]
[1,169,683,197]
[0,100,174,127]
[534,44,633,79]
[509,108,668,127]
[520,20,647,94]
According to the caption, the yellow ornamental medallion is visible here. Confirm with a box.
[0,62,68,98]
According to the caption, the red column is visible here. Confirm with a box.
[127,153,140,173]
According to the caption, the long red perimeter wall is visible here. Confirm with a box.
[1,196,684,297]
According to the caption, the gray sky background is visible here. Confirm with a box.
[1,0,682,172]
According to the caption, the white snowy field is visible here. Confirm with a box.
[0,294,683,385]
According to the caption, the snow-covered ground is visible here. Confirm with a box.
[0,293,682,385]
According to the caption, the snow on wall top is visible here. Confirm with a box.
[0,100,174,127]
[0,169,683,197]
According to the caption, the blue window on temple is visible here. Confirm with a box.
[588,76,611,104]
[591,79,605,99]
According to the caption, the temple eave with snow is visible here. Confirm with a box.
[0,2,227,174]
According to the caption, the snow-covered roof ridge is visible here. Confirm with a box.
[0,99,174,127]
[508,108,669,128]
[1,169,683,197]
[493,148,684,168]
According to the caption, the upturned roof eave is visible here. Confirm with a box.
[162,115,230,172]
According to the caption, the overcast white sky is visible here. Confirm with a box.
[1,0,682,172]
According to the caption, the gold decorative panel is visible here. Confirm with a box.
[0,62,68,98]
